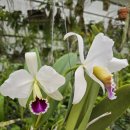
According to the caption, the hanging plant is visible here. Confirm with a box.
[118,7,129,21]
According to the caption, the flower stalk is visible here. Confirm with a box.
[65,90,87,130]
[34,114,42,129]
[65,75,93,130]
[78,83,99,130]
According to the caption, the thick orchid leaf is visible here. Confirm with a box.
[53,53,77,74]
[40,53,77,125]
[87,85,130,130]
[77,83,100,130]
[65,75,99,130]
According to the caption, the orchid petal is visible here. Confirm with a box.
[25,52,38,76]
[107,58,128,73]
[73,66,87,104]
[84,65,105,94]
[90,74,105,94]
[0,70,33,99]
[86,33,114,74]
[18,98,28,107]
[36,65,65,94]
[106,83,117,100]
[47,90,63,101]
[64,32,85,63]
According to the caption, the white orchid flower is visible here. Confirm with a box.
[64,32,128,104]
[0,52,65,115]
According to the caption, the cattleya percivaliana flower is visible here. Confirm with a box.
[0,52,65,115]
[64,32,128,104]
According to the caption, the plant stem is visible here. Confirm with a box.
[78,84,99,130]
[65,75,92,130]
[34,114,42,129]
[20,107,24,120]
[65,94,87,130]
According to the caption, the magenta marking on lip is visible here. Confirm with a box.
[30,97,49,115]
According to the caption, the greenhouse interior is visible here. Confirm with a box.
[0,0,130,130]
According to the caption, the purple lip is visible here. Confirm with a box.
[105,83,117,100]
[30,97,49,115]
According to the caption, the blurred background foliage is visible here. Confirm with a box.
[0,0,130,129]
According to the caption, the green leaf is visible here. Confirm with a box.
[65,90,88,130]
[87,84,130,130]
[53,53,77,74]
[65,75,100,130]
[11,125,20,130]
[77,83,99,130]
[0,95,4,121]
[91,25,100,35]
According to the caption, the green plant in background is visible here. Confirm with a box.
[0,32,129,130]
[0,0,130,130]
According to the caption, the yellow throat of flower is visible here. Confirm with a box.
[33,80,43,99]
[93,66,113,85]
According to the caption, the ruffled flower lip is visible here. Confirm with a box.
[105,80,117,100]
[30,97,49,115]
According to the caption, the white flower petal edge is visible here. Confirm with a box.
[36,65,65,94]
[86,33,114,74]
[0,70,33,99]
[64,32,85,64]
[47,90,63,101]
[18,98,29,107]
[73,66,87,104]
[90,74,105,94]
[25,52,38,76]
[107,58,128,73]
